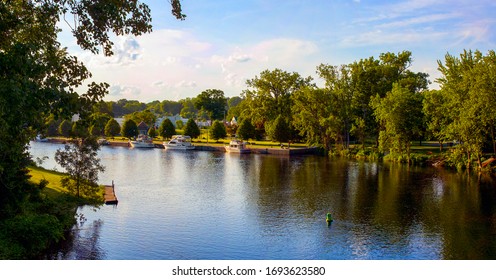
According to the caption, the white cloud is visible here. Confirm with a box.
[175,80,197,88]
[109,85,141,99]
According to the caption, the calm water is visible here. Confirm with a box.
[29,141,496,260]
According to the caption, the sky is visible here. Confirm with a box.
[59,0,496,103]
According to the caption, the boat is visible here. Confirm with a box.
[225,139,251,154]
[163,135,195,150]
[130,135,155,148]
[35,135,49,142]
[97,138,110,146]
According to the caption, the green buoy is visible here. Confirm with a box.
[326,213,333,224]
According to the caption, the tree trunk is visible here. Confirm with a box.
[466,150,471,170]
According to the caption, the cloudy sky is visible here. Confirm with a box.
[60,0,496,102]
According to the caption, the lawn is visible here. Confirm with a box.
[28,166,67,196]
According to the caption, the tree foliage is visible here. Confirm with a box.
[184,118,200,139]
[237,119,256,140]
[435,50,496,169]
[267,115,291,144]
[54,138,105,199]
[121,119,138,139]
[371,83,424,161]
[194,89,227,120]
[241,69,313,131]
[58,120,72,138]
[210,120,227,141]
[158,118,176,139]
[104,118,121,138]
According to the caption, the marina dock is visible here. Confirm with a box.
[104,181,118,205]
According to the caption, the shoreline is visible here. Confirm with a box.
[43,138,319,156]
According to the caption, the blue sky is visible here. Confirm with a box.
[61,0,496,102]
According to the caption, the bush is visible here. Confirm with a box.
[0,214,64,259]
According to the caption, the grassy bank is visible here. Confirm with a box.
[0,166,102,259]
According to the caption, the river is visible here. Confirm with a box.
[29,141,496,260]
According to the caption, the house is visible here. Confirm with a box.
[137,121,149,135]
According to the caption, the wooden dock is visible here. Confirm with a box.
[104,181,118,205]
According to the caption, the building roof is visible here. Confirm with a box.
[137,121,149,130]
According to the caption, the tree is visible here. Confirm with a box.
[148,126,157,138]
[371,83,424,162]
[180,98,198,119]
[348,51,429,147]
[194,89,227,120]
[88,112,111,136]
[58,120,73,138]
[121,119,138,139]
[242,69,313,139]
[422,89,450,151]
[54,138,105,199]
[89,125,102,137]
[210,120,227,141]
[267,115,291,144]
[160,100,183,116]
[125,109,156,126]
[72,121,88,138]
[0,0,184,218]
[184,119,201,139]
[158,118,176,139]
[292,87,341,152]
[175,120,184,129]
[46,118,62,137]
[104,118,121,138]
[316,64,355,149]
[436,49,496,169]
[237,119,256,140]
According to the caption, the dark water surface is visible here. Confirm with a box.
[29,142,496,260]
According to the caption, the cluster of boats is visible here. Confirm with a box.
[129,134,251,154]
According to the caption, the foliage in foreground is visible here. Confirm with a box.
[0,168,101,259]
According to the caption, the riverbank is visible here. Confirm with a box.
[0,166,103,259]
[46,137,318,156]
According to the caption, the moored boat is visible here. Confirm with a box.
[130,135,155,148]
[225,139,250,154]
[164,135,195,150]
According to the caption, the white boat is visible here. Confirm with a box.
[130,135,155,148]
[163,135,195,150]
[225,139,250,154]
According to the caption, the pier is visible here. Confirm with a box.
[104,181,118,205]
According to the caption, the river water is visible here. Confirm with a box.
[29,141,496,260]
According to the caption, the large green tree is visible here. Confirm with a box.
[422,89,450,151]
[194,89,227,120]
[241,68,313,138]
[371,83,425,162]
[0,0,184,219]
[292,87,342,152]
[436,50,496,169]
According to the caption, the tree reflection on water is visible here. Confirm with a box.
[44,218,105,260]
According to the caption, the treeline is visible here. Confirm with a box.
[78,49,496,171]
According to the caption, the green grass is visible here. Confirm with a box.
[28,166,67,195]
